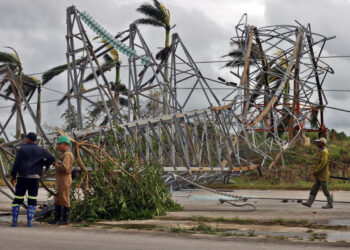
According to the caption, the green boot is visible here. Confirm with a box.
[302,195,316,207]
[322,196,333,209]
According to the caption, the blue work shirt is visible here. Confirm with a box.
[11,143,55,179]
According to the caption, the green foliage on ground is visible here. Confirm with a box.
[70,156,182,222]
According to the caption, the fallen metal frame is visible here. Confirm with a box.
[0,9,334,199]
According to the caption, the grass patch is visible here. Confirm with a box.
[117,224,157,230]
[161,216,349,231]
[96,223,157,230]
[270,235,288,240]
[71,222,91,228]
[220,231,246,237]
[169,226,186,233]
[207,131,350,191]
[248,230,256,237]
[309,232,327,241]
[207,180,350,191]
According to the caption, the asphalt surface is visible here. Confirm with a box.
[1,188,350,249]
[0,224,348,250]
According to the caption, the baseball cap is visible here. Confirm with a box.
[26,132,37,141]
[315,137,327,145]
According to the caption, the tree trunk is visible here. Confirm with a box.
[114,62,121,110]
[36,83,41,136]
[162,29,170,115]
[15,72,23,139]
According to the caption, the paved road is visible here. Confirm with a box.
[0,224,348,250]
[170,189,350,223]
[2,188,350,224]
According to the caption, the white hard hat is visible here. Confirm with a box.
[315,137,327,145]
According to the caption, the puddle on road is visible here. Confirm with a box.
[224,229,308,240]
[172,191,258,201]
[328,219,350,226]
[327,231,350,241]
[0,215,26,223]
[186,195,240,201]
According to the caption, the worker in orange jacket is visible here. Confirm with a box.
[48,136,74,225]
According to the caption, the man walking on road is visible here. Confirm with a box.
[10,132,55,227]
[48,136,74,225]
[302,137,333,209]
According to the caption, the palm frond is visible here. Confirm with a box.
[222,50,243,59]
[22,74,39,87]
[95,37,120,62]
[135,18,165,28]
[57,87,74,106]
[0,76,10,91]
[136,3,166,24]
[83,54,116,83]
[155,47,170,61]
[157,1,170,26]
[222,60,244,68]
[2,73,37,98]
[0,51,20,66]
[119,97,128,106]
[103,53,114,63]
[42,63,68,85]
[0,64,17,75]
[4,47,21,64]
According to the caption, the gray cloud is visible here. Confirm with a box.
[1,0,350,137]
[264,0,350,133]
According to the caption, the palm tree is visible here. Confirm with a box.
[254,50,289,104]
[0,48,41,139]
[42,40,128,127]
[135,0,171,115]
[84,38,128,110]
[222,40,262,68]
[223,42,293,135]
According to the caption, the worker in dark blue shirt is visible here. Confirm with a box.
[10,132,55,227]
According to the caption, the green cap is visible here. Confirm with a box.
[57,136,71,145]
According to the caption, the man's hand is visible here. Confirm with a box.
[52,161,57,167]
[10,176,16,186]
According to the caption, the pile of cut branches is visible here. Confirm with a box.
[70,156,180,222]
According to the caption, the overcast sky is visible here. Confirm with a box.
[1,0,350,138]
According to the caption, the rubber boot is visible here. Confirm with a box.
[322,196,333,209]
[27,205,36,227]
[59,207,70,225]
[302,195,316,207]
[11,205,20,227]
[48,205,61,224]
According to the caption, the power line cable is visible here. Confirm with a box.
[1,54,349,77]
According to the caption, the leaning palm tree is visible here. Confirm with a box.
[42,40,128,128]
[135,0,171,115]
[221,40,262,68]
[84,37,128,110]
[0,48,41,139]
